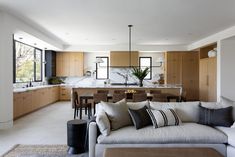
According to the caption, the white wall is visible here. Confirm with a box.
[220,37,235,101]
[0,11,63,129]
[0,12,13,129]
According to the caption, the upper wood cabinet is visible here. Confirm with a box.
[110,51,139,67]
[56,52,84,77]
[165,51,199,100]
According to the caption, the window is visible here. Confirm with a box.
[14,41,42,83]
[96,57,109,79]
[139,57,152,80]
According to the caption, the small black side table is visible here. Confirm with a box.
[67,119,87,154]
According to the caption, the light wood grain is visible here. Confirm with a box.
[13,86,60,120]
[199,57,217,101]
[165,51,199,100]
[110,51,139,67]
[56,52,84,77]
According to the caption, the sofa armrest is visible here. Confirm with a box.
[216,126,235,147]
[89,122,98,157]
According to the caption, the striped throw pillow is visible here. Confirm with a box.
[147,109,181,128]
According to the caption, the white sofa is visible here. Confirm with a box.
[89,100,235,157]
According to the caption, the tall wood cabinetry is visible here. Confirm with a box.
[198,44,217,102]
[56,52,84,77]
[199,45,217,101]
[165,51,199,100]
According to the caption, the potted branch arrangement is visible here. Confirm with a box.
[131,67,149,87]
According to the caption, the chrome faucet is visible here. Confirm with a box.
[116,72,128,86]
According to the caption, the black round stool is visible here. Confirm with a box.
[67,119,87,154]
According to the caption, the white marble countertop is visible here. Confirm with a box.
[72,84,182,89]
[13,85,60,93]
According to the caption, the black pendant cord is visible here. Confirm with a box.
[128,25,132,67]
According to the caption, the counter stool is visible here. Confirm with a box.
[73,92,91,119]
[93,93,108,114]
[67,119,87,154]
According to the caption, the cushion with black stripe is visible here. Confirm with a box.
[147,108,182,128]
[128,106,152,129]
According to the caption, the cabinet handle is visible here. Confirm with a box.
[207,75,209,86]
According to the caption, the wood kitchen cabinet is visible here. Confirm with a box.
[199,57,217,101]
[13,86,60,120]
[110,51,139,67]
[60,86,72,101]
[165,51,199,100]
[56,52,84,77]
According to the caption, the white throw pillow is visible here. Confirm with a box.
[150,101,200,123]
[96,111,111,136]
[127,100,150,109]
[147,108,182,128]
[100,99,132,130]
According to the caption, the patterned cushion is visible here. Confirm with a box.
[147,109,182,128]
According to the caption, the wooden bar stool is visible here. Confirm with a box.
[93,93,108,114]
[132,93,147,102]
[112,93,126,103]
[73,92,92,119]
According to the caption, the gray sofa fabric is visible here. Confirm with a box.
[97,123,227,144]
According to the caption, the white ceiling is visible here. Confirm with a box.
[1,0,235,50]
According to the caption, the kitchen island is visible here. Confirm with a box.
[72,84,182,104]
[72,84,182,94]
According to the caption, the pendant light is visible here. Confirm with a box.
[128,25,133,67]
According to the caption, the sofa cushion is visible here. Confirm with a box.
[147,108,181,128]
[127,101,150,110]
[96,111,111,136]
[150,102,200,123]
[216,126,235,147]
[128,106,152,129]
[97,123,227,144]
[200,102,223,109]
[198,105,234,127]
[100,99,132,130]
[220,96,235,121]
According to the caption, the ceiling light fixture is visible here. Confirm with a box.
[128,25,133,67]
[95,57,104,64]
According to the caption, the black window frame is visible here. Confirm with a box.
[13,40,43,83]
[96,56,109,80]
[139,57,152,80]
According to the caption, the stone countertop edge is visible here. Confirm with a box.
[72,85,182,89]
[13,84,61,93]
